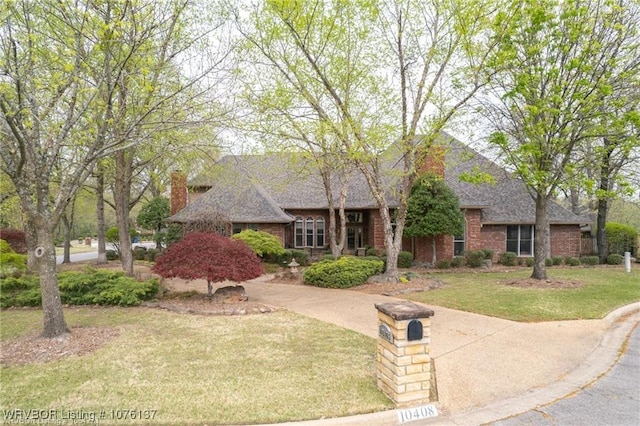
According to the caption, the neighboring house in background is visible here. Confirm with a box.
[168,133,591,263]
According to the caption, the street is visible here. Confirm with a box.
[493,323,640,426]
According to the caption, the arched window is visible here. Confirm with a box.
[294,216,326,248]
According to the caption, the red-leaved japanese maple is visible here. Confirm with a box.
[152,232,263,296]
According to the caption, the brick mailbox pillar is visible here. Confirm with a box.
[375,301,435,407]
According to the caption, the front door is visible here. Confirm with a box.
[347,226,363,251]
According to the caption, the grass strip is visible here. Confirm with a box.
[1,308,393,424]
[405,267,640,322]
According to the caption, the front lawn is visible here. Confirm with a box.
[404,267,640,322]
[0,308,392,424]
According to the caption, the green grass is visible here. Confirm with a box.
[1,308,393,424]
[405,267,640,322]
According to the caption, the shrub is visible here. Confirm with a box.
[565,257,581,266]
[0,251,27,277]
[366,247,385,257]
[106,227,137,256]
[274,249,309,266]
[0,269,158,308]
[580,256,599,266]
[451,257,464,268]
[604,222,638,256]
[552,257,563,266]
[499,252,517,266]
[398,251,414,268]
[0,229,27,254]
[545,258,554,267]
[133,247,147,260]
[58,269,159,306]
[0,275,41,308]
[0,239,14,253]
[436,260,451,269]
[145,249,160,262]
[525,258,534,267]
[607,253,624,265]
[231,230,286,260]
[466,250,486,268]
[303,256,384,289]
[106,250,119,260]
[481,249,494,260]
[322,254,338,261]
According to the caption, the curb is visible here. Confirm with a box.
[266,303,640,426]
[444,303,640,425]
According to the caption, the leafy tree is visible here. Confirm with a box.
[404,174,465,263]
[0,0,229,336]
[152,232,263,297]
[236,0,505,281]
[136,197,170,251]
[482,0,639,279]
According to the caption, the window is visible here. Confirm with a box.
[306,217,314,247]
[346,212,362,223]
[506,225,534,256]
[454,222,465,256]
[294,216,326,248]
[316,218,325,247]
[295,218,303,247]
[233,223,258,234]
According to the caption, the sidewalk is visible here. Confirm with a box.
[240,277,640,425]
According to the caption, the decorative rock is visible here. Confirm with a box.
[211,285,248,303]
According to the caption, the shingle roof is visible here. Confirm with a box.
[169,134,590,225]
[441,138,591,224]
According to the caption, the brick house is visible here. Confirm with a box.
[169,134,591,263]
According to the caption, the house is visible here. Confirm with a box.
[168,133,591,263]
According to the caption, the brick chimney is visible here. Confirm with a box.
[170,171,188,215]
[418,144,446,177]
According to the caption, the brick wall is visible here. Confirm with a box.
[255,223,287,245]
[480,225,507,261]
[550,224,582,257]
[170,171,188,215]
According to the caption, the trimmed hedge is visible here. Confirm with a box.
[0,268,158,308]
[303,256,384,289]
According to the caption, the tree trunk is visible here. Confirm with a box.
[531,194,549,280]
[61,213,72,264]
[432,237,437,265]
[321,165,347,258]
[596,140,613,263]
[32,221,70,338]
[379,205,400,282]
[96,169,108,264]
[596,198,608,263]
[114,150,134,276]
[25,218,38,273]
